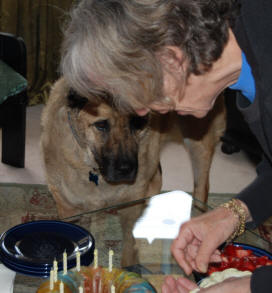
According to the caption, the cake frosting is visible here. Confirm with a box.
[36,266,156,293]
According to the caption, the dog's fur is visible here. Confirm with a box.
[41,78,225,266]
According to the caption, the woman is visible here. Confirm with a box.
[61,0,272,292]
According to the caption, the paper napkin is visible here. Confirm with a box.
[0,264,16,293]
[133,190,192,243]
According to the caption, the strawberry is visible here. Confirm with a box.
[248,255,258,265]
[223,244,237,256]
[240,259,255,272]
[256,255,268,266]
[235,249,253,258]
[208,266,219,275]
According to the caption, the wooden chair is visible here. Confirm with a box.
[0,32,28,167]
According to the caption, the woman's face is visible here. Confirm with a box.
[135,70,218,118]
[134,47,220,118]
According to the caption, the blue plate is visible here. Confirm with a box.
[0,251,93,278]
[0,256,52,278]
[0,220,95,277]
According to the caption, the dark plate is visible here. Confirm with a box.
[0,250,93,278]
[0,220,95,277]
[0,248,92,270]
[193,242,272,283]
[0,256,52,278]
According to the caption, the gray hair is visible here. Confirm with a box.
[61,0,237,112]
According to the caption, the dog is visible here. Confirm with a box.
[40,77,225,266]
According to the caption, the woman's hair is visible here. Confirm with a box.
[61,0,239,112]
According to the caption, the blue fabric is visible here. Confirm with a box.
[229,51,256,102]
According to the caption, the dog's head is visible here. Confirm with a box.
[67,90,150,184]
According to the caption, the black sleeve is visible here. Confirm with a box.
[236,155,272,228]
[251,266,272,292]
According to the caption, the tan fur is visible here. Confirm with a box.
[41,78,225,266]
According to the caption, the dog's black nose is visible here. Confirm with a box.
[117,161,137,177]
[101,156,138,184]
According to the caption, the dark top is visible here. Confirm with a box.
[233,0,272,291]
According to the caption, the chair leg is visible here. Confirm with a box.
[2,98,26,168]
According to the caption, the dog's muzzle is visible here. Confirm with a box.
[100,154,138,184]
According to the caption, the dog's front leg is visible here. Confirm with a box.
[185,138,214,208]
[118,201,147,268]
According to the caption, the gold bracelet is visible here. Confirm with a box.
[220,199,246,242]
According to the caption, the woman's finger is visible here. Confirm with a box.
[177,276,198,291]
[171,224,196,275]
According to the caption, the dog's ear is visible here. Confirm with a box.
[67,89,88,110]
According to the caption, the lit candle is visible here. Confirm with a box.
[79,286,83,293]
[63,250,67,275]
[60,281,64,293]
[76,251,81,272]
[53,259,58,282]
[108,249,114,272]
[111,284,115,293]
[94,248,98,269]
[49,269,54,290]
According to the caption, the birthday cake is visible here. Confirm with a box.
[36,266,155,293]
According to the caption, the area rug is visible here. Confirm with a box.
[0,183,271,293]
[0,183,236,236]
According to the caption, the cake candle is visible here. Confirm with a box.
[111,284,115,293]
[63,250,67,275]
[53,259,58,282]
[79,286,83,293]
[76,251,81,272]
[60,281,64,293]
[108,249,114,272]
[49,269,54,290]
[94,248,98,268]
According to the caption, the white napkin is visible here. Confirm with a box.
[0,264,16,293]
[133,190,192,243]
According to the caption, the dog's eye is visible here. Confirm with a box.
[93,120,110,132]
[130,115,148,131]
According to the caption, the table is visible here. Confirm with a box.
[13,195,271,293]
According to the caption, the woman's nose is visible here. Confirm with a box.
[135,108,150,116]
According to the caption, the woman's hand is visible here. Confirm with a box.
[162,275,251,293]
[162,275,198,293]
[171,206,239,275]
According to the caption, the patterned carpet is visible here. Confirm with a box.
[0,183,236,236]
[0,183,58,235]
